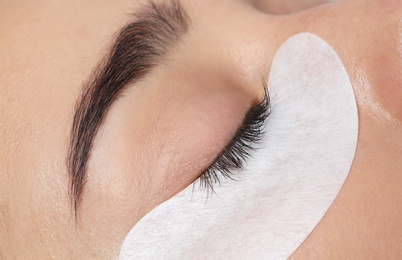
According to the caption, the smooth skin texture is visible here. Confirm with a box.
[0,0,401,258]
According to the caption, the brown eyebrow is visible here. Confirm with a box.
[67,0,190,216]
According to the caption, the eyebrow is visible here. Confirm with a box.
[67,0,190,215]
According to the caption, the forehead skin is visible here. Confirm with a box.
[0,0,402,258]
[0,1,145,258]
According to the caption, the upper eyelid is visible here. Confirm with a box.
[196,84,271,192]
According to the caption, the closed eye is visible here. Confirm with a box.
[196,84,271,192]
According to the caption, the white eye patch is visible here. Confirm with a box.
[119,33,358,259]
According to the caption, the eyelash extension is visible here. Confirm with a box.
[195,86,271,193]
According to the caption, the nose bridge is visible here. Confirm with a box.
[178,0,303,102]
[184,13,279,102]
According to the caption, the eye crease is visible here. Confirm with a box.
[196,85,271,192]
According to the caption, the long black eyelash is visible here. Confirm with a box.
[195,86,271,193]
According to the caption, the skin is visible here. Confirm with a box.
[0,0,401,258]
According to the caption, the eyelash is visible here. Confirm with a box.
[195,86,271,192]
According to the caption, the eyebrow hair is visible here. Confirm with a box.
[67,0,190,215]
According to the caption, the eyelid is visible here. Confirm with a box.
[195,84,270,192]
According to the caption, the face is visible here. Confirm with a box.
[1,0,401,258]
